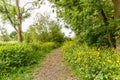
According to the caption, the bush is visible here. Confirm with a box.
[62,41,120,80]
[0,42,57,79]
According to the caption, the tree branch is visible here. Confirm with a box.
[2,0,17,31]
[22,1,41,14]
[25,7,39,13]
[23,1,34,8]
[101,9,108,23]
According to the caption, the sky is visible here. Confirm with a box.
[2,0,75,37]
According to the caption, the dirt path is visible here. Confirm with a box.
[33,48,78,80]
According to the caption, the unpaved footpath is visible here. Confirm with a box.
[33,48,78,80]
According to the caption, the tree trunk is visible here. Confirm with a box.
[98,9,113,47]
[113,0,120,53]
[17,24,22,43]
[16,0,22,43]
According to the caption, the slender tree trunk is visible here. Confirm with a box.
[17,24,22,43]
[16,0,22,43]
[99,9,113,47]
[113,0,120,53]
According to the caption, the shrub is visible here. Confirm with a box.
[62,41,120,80]
[0,42,57,79]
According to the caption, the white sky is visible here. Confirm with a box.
[2,0,75,37]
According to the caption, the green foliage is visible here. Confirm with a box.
[50,0,117,47]
[0,0,42,42]
[25,14,65,43]
[0,42,57,79]
[48,22,65,43]
[0,0,31,26]
[62,41,120,80]
[0,27,10,41]
[9,31,17,40]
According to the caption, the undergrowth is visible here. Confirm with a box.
[62,41,120,80]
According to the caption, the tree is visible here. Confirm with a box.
[50,0,120,50]
[49,21,65,43]
[0,0,41,43]
[112,0,120,52]
[15,0,22,42]
[26,14,65,43]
